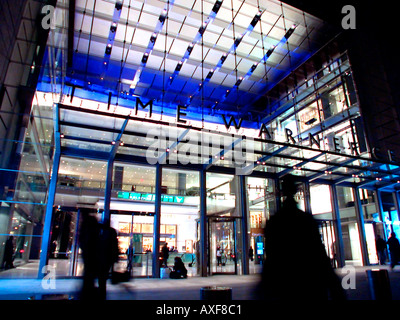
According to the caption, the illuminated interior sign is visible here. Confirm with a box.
[117,191,185,204]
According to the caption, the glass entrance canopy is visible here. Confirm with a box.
[34,93,400,192]
[35,0,400,190]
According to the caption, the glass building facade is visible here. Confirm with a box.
[1,0,400,280]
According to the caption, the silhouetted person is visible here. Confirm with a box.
[260,174,346,301]
[98,221,119,300]
[249,246,254,262]
[376,235,387,265]
[126,239,135,276]
[3,236,15,269]
[387,232,400,269]
[170,256,188,279]
[195,241,201,275]
[216,247,222,266]
[161,243,169,267]
[79,210,100,300]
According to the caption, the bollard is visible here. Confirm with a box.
[366,269,392,300]
[200,286,232,300]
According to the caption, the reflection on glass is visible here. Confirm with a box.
[298,101,322,132]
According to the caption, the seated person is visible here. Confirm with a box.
[170,256,188,279]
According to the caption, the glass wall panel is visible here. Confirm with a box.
[358,189,379,264]
[206,173,241,275]
[160,168,199,277]
[298,101,323,133]
[0,102,53,278]
[319,81,347,119]
[310,184,332,219]
[378,191,400,246]
[310,184,338,266]
[337,186,362,266]
[49,156,108,278]
[206,173,236,217]
[246,177,275,274]
[110,163,155,278]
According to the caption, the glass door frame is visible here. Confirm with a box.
[207,216,239,275]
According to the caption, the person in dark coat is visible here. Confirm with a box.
[249,246,254,262]
[161,243,169,268]
[3,236,15,269]
[387,232,400,269]
[259,174,346,301]
[79,210,100,300]
[375,235,387,265]
[97,222,119,300]
[170,256,188,279]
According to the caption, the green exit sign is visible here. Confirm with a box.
[117,192,185,204]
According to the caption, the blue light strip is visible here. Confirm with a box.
[185,9,263,106]
[0,234,42,237]
[164,0,223,93]
[209,24,297,110]
[101,1,123,80]
[130,1,175,92]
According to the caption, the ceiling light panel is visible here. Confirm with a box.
[61,0,330,116]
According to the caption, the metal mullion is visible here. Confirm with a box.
[330,184,345,267]
[152,163,162,278]
[353,186,369,266]
[37,103,61,279]
[102,116,130,224]
[83,0,97,84]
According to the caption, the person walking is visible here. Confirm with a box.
[249,246,254,262]
[376,235,387,265]
[3,236,15,269]
[79,210,100,300]
[387,232,400,269]
[97,222,119,300]
[126,239,135,276]
[161,243,169,268]
[259,174,346,301]
[216,247,222,266]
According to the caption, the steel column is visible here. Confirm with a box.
[375,190,385,223]
[199,169,208,277]
[239,175,249,275]
[38,104,61,279]
[274,178,281,213]
[353,187,370,266]
[393,190,400,222]
[330,185,345,267]
[102,116,129,225]
[102,159,114,225]
[304,180,312,214]
[152,163,162,278]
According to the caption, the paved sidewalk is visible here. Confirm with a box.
[0,266,399,300]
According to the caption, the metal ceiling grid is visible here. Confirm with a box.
[42,0,333,122]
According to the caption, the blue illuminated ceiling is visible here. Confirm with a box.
[39,0,337,125]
